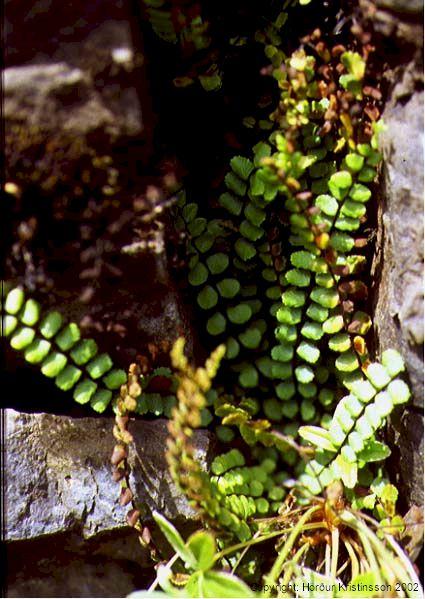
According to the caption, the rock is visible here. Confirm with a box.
[4,63,132,139]
[4,2,151,192]
[5,410,211,542]
[5,410,213,596]
[371,6,424,514]
[374,90,424,408]
[389,409,424,508]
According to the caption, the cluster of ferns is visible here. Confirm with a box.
[2,1,411,546]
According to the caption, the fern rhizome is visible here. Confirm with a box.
[3,1,421,596]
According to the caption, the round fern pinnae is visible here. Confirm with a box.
[20,299,41,326]
[55,365,82,391]
[330,231,355,252]
[10,327,36,350]
[187,217,207,237]
[182,203,198,222]
[344,153,365,172]
[55,323,81,351]
[341,444,357,463]
[238,364,258,388]
[225,337,240,359]
[73,379,97,404]
[244,202,266,226]
[350,379,376,402]
[364,363,391,390]
[70,339,98,365]
[5,287,25,315]
[275,323,297,343]
[197,286,219,310]
[39,311,63,339]
[341,199,367,218]
[315,194,339,216]
[349,183,371,203]
[90,389,113,413]
[374,391,393,417]
[206,312,226,335]
[103,369,127,390]
[300,321,323,341]
[285,269,311,287]
[323,314,344,334]
[295,365,314,384]
[24,339,51,364]
[328,170,353,200]
[310,287,339,309]
[335,350,360,373]
[3,315,18,336]
[225,171,247,196]
[344,395,363,417]
[276,306,302,325]
[206,253,229,275]
[387,379,410,405]
[271,344,294,362]
[194,233,215,253]
[364,404,382,430]
[281,400,298,419]
[227,304,252,325]
[219,191,243,216]
[300,398,316,421]
[328,333,351,352]
[358,166,376,183]
[276,381,296,401]
[188,262,209,286]
[264,398,282,421]
[282,288,306,308]
[235,238,256,261]
[296,341,320,364]
[381,349,405,377]
[238,327,262,349]
[86,353,113,379]
[216,425,235,443]
[318,388,334,406]
[240,220,264,242]
[347,431,365,453]
[306,302,329,323]
[298,383,318,399]
[230,156,254,181]
[41,352,67,377]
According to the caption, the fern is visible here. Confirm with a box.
[298,350,410,493]
[3,286,126,412]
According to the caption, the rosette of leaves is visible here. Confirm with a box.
[3,286,126,412]
[298,350,410,493]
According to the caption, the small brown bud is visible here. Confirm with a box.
[120,487,133,506]
[127,509,141,527]
[111,444,127,466]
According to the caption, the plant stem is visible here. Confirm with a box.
[263,505,320,596]
[330,527,339,581]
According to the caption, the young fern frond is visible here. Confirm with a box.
[298,350,410,493]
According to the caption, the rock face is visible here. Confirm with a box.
[5,410,212,596]
[370,1,424,508]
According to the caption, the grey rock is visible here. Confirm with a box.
[376,0,423,13]
[4,14,145,153]
[374,90,424,408]
[5,410,211,542]
[390,409,424,507]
